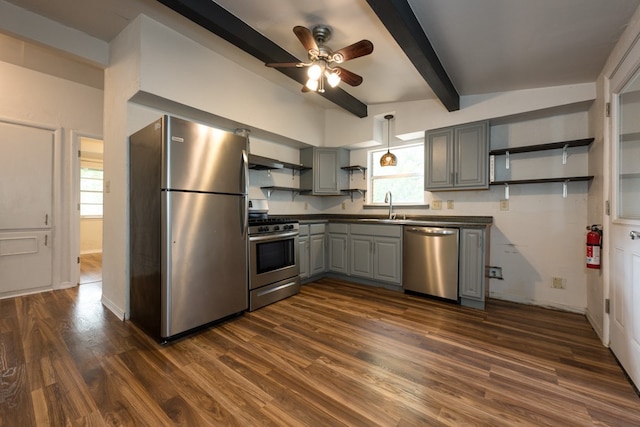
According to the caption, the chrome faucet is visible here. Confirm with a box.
[384,191,394,219]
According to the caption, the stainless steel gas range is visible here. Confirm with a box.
[247,200,300,311]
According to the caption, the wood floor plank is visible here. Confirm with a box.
[1,277,639,426]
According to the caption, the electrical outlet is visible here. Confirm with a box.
[341,202,346,210]
[552,277,566,289]
[500,199,509,211]
[447,200,454,209]
[304,202,308,210]
[431,200,442,210]
[486,266,503,279]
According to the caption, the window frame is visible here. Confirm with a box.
[367,141,425,206]
[80,159,104,219]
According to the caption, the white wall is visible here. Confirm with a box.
[80,219,102,254]
[0,60,103,291]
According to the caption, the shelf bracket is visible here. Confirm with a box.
[562,179,570,198]
[505,150,510,169]
[504,183,510,200]
[350,189,366,201]
[562,144,569,165]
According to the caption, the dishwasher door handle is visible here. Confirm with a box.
[405,227,456,236]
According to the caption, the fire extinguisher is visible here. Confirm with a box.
[586,225,602,269]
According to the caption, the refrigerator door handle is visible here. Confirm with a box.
[242,149,249,237]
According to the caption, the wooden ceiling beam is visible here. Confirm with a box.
[156,0,368,117]
[366,0,460,111]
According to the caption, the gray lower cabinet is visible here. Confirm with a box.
[309,223,326,277]
[349,224,402,285]
[298,225,310,280]
[425,121,489,191]
[328,223,349,274]
[459,228,486,308]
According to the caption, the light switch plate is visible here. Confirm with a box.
[500,199,509,211]
[447,200,454,209]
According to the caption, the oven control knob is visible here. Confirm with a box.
[259,226,268,232]
[274,225,280,231]
[284,224,292,230]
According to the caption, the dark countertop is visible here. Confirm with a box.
[278,214,493,228]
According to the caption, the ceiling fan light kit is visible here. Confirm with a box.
[266,25,373,93]
[380,114,397,167]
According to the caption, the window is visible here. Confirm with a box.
[80,161,103,217]
[369,143,424,204]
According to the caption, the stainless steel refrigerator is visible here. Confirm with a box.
[129,115,248,341]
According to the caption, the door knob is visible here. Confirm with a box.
[630,231,640,240]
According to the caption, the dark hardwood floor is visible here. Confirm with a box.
[79,253,102,285]
[1,277,639,426]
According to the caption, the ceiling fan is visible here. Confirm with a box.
[266,25,374,93]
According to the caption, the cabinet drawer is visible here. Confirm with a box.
[310,223,326,234]
[298,224,310,237]
[328,223,348,234]
[350,224,402,238]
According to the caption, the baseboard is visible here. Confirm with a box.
[55,281,76,290]
[488,291,586,314]
[0,285,52,300]
[101,294,125,320]
[585,308,604,343]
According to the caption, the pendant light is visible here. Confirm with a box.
[380,114,397,167]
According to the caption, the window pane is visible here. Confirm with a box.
[81,204,103,216]
[371,176,424,203]
[370,143,424,204]
[81,178,103,191]
[81,167,103,179]
[81,191,103,204]
[618,75,640,218]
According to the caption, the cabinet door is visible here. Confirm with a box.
[459,228,485,301]
[373,237,401,284]
[314,149,339,193]
[454,122,488,189]
[350,235,373,278]
[299,235,309,279]
[328,233,348,274]
[309,234,326,276]
[425,128,454,190]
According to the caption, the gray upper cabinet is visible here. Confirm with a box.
[300,147,348,195]
[425,121,489,191]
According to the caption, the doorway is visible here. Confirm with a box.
[78,137,104,285]
[609,50,640,389]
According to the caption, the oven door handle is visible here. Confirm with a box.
[249,231,299,242]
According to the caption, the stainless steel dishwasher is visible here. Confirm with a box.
[402,226,459,301]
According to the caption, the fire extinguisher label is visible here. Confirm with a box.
[587,245,600,267]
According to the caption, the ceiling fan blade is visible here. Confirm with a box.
[265,62,303,68]
[332,40,374,63]
[293,26,318,52]
[335,67,363,87]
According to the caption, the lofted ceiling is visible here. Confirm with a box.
[3,0,640,116]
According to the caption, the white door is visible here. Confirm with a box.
[609,64,640,388]
[0,121,53,296]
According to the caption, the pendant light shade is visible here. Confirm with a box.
[380,114,397,167]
